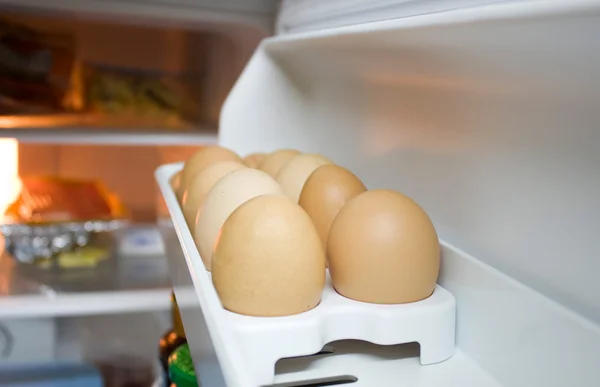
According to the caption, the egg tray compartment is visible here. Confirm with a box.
[156,162,457,386]
[215,272,455,385]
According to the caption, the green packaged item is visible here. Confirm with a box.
[159,291,187,384]
[168,343,197,387]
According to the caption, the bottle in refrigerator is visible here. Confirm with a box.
[159,291,187,384]
[168,343,197,387]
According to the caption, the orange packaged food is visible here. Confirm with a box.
[4,176,127,224]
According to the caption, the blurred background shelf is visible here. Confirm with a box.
[0,4,270,147]
[0,115,218,145]
[0,0,273,378]
[0,288,171,319]
[0,129,217,145]
[0,226,173,319]
[0,129,218,145]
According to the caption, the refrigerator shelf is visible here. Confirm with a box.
[156,162,457,386]
[0,225,172,318]
[0,128,218,146]
[0,114,218,145]
[211,275,455,386]
[0,289,170,319]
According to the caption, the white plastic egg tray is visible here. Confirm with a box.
[157,163,456,386]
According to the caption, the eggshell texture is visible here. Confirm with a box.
[327,189,440,304]
[258,149,300,177]
[212,195,326,316]
[178,146,243,203]
[181,161,247,232]
[299,164,367,250]
[276,153,332,202]
[195,169,284,271]
[243,153,266,168]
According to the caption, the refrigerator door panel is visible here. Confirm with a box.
[276,0,521,34]
[218,1,600,385]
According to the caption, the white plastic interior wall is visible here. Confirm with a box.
[221,1,600,385]
[224,0,600,325]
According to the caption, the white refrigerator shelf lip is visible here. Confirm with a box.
[156,162,456,386]
[270,0,600,44]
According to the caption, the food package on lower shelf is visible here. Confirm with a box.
[1,176,128,265]
[84,64,188,128]
[5,176,127,224]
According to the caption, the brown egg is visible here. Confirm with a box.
[299,164,367,250]
[213,195,326,316]
[328,190,440,304]
[181,161,247,232]
[243,153,266,168]
[178,146,243,203]
[194,169,284,271]
[276,153,332,202]
[258,149,300,177]
[170,170,182,193]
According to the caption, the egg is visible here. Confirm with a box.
[181,161,247,232]
[258,149,300,177]
[276,153,332,202]
[194,169,284,271]
[178,146,243,202]
[212,195,326,316]
[299,164,367,250]
[243,153,266,168]
[327,189,440,304]
[170,170,182,192]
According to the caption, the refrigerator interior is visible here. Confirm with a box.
[0,2,272,381]
[2,0,600,386]
[0,2,272,222]
[224,0,600,325]
[212,0,600,386]
[0,5,269,135]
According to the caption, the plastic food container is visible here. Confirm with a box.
[1,176,128,265]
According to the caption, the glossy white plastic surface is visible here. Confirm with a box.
[223,276,454,385]
[273,344,501,387]
[220,1,600,385]
[156,162,456,386]
[439,242,600,387]
[223,0,600,326]
[277,0,514,33]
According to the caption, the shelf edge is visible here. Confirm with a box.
[0,130,218,146]
[0,288,171,319]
